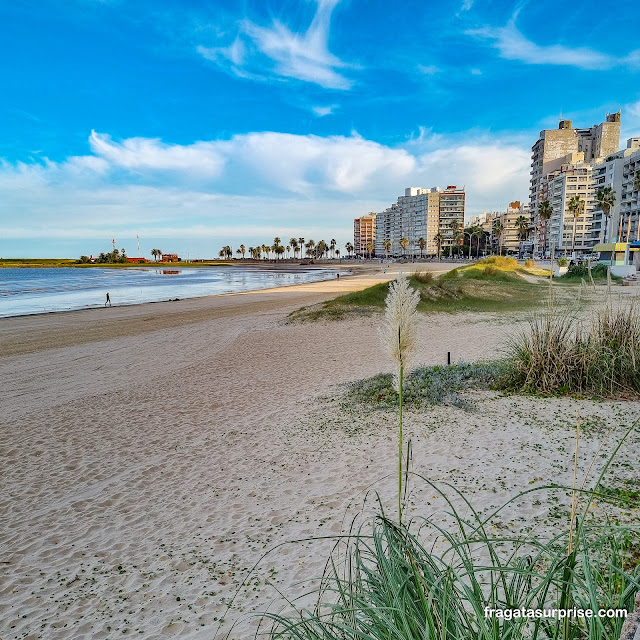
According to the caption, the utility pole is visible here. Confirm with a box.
[137,234,140,257]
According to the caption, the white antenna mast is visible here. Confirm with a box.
[137,234,140,257]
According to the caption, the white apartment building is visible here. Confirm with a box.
[540,157,595,256]
[374,186,464,258]
[591,138,640,244]
[530,113,620,252]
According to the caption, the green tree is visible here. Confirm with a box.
[366,241,374,260]
[345,242,354,258]
[595,186,616,243]
[433,233,444,260]
[417,237,426,259]
[568,195,585,258]
[399,236,409,258]
[492,221,504,256]
[515,215,529,258]
[472,225,484,258]
[383,239,391,262]
[538,200,553,257]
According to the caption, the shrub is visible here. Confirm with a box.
[557,257,568,267]
[411,270,434,284]
[479,256,519,269]
[264,474,640,640]
[524,258,535,268]
[503,302,640,396]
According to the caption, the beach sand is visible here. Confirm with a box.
[1,265,639,639]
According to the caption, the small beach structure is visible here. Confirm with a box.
[126,257,148,264]
[161,253,180,262]
[591,241,640,276]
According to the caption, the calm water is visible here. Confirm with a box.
[0,266,344,317]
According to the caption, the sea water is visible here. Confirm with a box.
[0,266,344,317]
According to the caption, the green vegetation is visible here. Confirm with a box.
[264,432,640,640]
[0,258,78,268]
[344,362,503,409]
[504,302,640,396]
[558,263,621,282]
[290,257,551,321]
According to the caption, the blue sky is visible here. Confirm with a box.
[1,0,640,258]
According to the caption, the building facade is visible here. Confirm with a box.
[373,186,464,258]
[591,138,640,244]
[530,113,621,255]
[354,213,376,257]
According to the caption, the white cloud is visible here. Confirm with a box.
[0,128,533,249]
[88,131,226,175]
[467,20,630,70]
[198,0,352,89]
[311,104,337,117]
[417,64,440,75]
[197,37,245,66]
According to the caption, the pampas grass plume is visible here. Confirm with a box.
[380,274,420,389]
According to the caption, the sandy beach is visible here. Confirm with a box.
[2,265,639,639]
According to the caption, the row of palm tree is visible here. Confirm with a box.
[219,237,347,261]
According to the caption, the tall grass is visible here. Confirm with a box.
[262,450,640,640]
[505,301,640,396]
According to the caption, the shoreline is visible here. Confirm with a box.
[0,264,355,321]
[0,264,428,357]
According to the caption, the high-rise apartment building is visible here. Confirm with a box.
[373,186,464,258]
[353,213,376,257]
[530,113,621,254]
[591,138,640,244]
[538,156,595,256]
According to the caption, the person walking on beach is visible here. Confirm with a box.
[105,292,111,307]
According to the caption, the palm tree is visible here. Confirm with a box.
[364,241,373,260]
[515,215,529,258]
[492,221,504,256]
[399,236,409,258]
[595,186,616,243]
[305,239,315,258]
[472,225,484,258]
[219,245,232,260]
[289,238,298,258]
[417,237,426,259]
[450,220,462,258]
[151,248,162,261]
[634,170,640,241]
[286,245,291,259]
[335,248,341,261]
[567,195,585,258]
[262,244,270,260]
[298,238,305,258]
[236,244,246,259]
[345,242,354,258]
[433,233,444,260]
[330,239,336,259]
[452,230,463,258]
[383,239,391,262]
[538,200,553,258]
[316,240,327,259]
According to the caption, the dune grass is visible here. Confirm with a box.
[504,301,640,397]
[289,260,551,322]
[261,449,640,640]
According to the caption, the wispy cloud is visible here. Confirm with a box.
[417,64,440,75]
[311,104,337,117]
[197,0,352,89]
[468,17,640,70]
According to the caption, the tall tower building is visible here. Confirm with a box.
[530,112,620,254]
